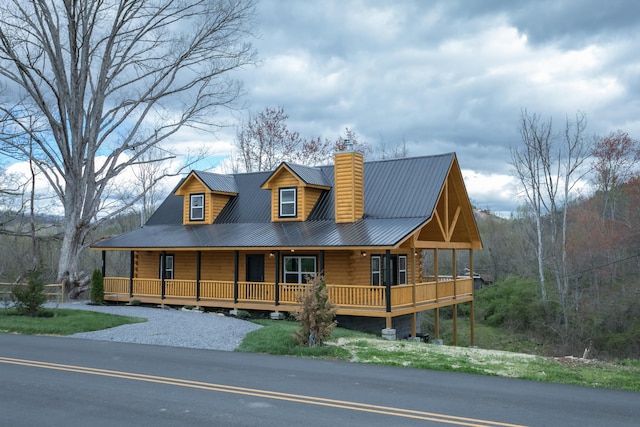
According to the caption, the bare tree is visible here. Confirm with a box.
[131,147,170,226]
[233,107,370,172]
[0,0,256,294]
[374,135,409,160]
[235,106,307,172]
[510,109,552,302]
[511,109,592,342]
[556,112,591,338]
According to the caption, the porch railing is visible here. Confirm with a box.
[103,277,473,312]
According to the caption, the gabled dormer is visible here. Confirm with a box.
[174,171,238,225]
[261,163,331,222]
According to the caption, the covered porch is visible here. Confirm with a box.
[99,247,476,344]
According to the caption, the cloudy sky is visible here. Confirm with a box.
[4,0,639,215]
[208,0,639,213]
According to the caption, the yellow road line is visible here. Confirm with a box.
[0,356,526,427]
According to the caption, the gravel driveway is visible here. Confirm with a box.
[48,302,262,351]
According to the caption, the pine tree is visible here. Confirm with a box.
[293,276,337,347]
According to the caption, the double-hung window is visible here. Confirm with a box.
[190,194,204,221]
[283,256,316,283]
[279,188,296,218]
[371,256,381,286]
[160,254,174,279]
[398,255,407,285]
[371,254,407,285]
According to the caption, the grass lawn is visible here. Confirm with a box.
[237,319,640,392]
[0,308,145,335]
[2,307,638,392]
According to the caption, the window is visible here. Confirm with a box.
[371,254,407,286]
[371,256,381,286]
[160,254,174,279]
[190,194,204,221]
[283,256,316,283]
[398,255,407,285]
[279,188,296,217]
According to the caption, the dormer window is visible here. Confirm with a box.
[279,187,297,218]
[190,194,204,221]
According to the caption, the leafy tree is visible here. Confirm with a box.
[591,130,640,220]
[0,0,257,296]
[293,276,337,347]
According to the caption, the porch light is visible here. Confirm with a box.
[360,251,367,257]
[269,252,275,258]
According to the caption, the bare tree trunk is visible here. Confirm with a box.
[28,141,40,272]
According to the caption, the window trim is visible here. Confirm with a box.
[279,187,297,218]
[189,193,205,221]
[283,255,317,284]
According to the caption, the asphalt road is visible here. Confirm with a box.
[0,334,637,426]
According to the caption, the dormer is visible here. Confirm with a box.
[174,171,238,225]
[261,163,331,222]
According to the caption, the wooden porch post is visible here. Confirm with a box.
[160,251,166,300]
[411,246,416,337]
[434,248,439,301]
[452,249,457,346]
[470,249,475,346]
[384,249,391,313]
[101,251,106,277]
[129,251,134,297]
[274,250,280,306]
[434,249,439,339]
[233,251,238,304]
[196,251,201,302]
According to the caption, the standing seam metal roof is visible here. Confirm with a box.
[95,153,456,249]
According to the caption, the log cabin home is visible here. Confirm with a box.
[92,144,482,342]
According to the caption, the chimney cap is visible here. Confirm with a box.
[342,139,354,151]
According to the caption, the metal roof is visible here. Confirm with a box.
[92,218,426,249]
[94,153,457,249]
[193,171,238,193]
[284,163,331,187]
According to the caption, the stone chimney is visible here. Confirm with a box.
[334,140,364,223]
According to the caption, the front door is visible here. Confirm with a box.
[245,254,265,300]
[246,254,264,282]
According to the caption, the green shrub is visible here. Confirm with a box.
[234,310,252,320]
[11,271,48,317]
[90,269,104,305]
[475,276,547,332]
[292,276,337,347]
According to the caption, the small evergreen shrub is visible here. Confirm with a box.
[12,271,48,317]
[235,310,252,320]
[292,276,337,347]
[90,269,104,305]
